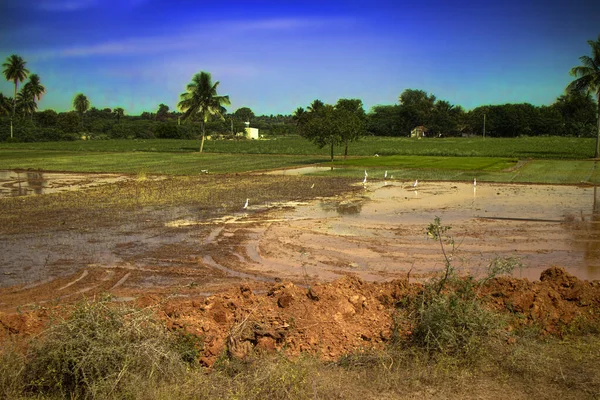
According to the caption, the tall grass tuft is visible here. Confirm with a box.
[21,298,193,399]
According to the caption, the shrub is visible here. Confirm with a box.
[406,218,516,361]
[23,298,192,399]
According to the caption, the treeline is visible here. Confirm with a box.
[367,89,597,138]
[0,103,297,142]
[0,89,596,143]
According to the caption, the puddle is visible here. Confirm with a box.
[265,166,335,175]
[0,170,130,197]
[2,179,600,306]
[243,181,600,282]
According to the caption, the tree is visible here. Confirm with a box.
[367,105,403,136]
[335,98,366,157]
[0,93,12,116]
[72,93,90,129]
[234,107,255,122]
[398,89,436,131]
[307,99,325,114]
[19,74,45,122]
[292,107,308,126]
[37,109,58,127]
[2,54,29,138]
[567,35,600,157]
[156,104,169,121]
[113,107,125,123]
[297,100,365,161]
[552,92,596,136]
[16,88,37,119]
[178,71,230,152]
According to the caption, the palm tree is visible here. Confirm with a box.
[178,71,230,152]
[23,74,45,116]
[16,87,37,119]
[0,93,11,116]
[2,54,29,138]
[73,93,90,129]
[567,35,600,157]
[113,107,125,123]
[307,99,325,114]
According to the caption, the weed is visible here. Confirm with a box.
[21,299,191,399]
[408,217,520,362]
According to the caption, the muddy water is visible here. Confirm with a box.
[0,170,129,197]
[2,176,600,300]
[247,181,600,282]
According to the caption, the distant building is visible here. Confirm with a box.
[244,127,259,140]
[411,126,427,138]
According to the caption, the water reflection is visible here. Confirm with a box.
[0,170,47,197]
[319,199,363,215]
[581,187,600,277]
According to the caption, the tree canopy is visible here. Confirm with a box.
[177,71,230,152]
[567,35,600,157]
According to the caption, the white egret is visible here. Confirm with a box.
[243,198,249,209]
[311,183,315,189]
[412,179,418,188]
[384,170,388,179]
[474,178,477,186]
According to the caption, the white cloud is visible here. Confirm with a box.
[29,17,355,59]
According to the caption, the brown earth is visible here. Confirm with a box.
[1,267,599,368]
[1,173,600,365]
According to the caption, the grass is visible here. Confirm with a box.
[0,149,328,174]
[1,136,599,184]
[0,174,359,235]
[0,135,596,159]
[2,302,599,399]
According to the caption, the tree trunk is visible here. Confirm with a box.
[11,82,16,139]
[596,92,600,158]
[200,121,206,153]
[330,136,334,162]
[344,139,348,159]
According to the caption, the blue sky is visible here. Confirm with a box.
[0,0,598,116]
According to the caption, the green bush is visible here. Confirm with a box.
[406,218,514,361]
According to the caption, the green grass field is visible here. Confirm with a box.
[0,136,599,184]
[0,135,596,158]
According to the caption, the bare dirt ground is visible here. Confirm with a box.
[1,171,600,365]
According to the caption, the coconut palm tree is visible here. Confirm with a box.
[2,54,29,138]
[19,74,46,121]
[0,93,11,116]
[113,107,125,123]
[23,74,45,107]
[178,71,230,152]
[567,35,600,157]
[16,87,37,119]
[73,93,90,129]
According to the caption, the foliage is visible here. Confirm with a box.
[73,93,91,129]
[567,34,600,157]
[21,299,191,399]
[178,71,230,152]
[407,218,518,361]
[156,103,170,121]
[296,99,366,160]
[2,54,29,138]
[233,106,255,122]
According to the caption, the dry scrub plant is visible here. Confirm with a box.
[21,297,198,399]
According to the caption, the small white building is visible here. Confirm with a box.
[244,127,259,140]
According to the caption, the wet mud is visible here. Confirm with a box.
[1,172,600,312]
